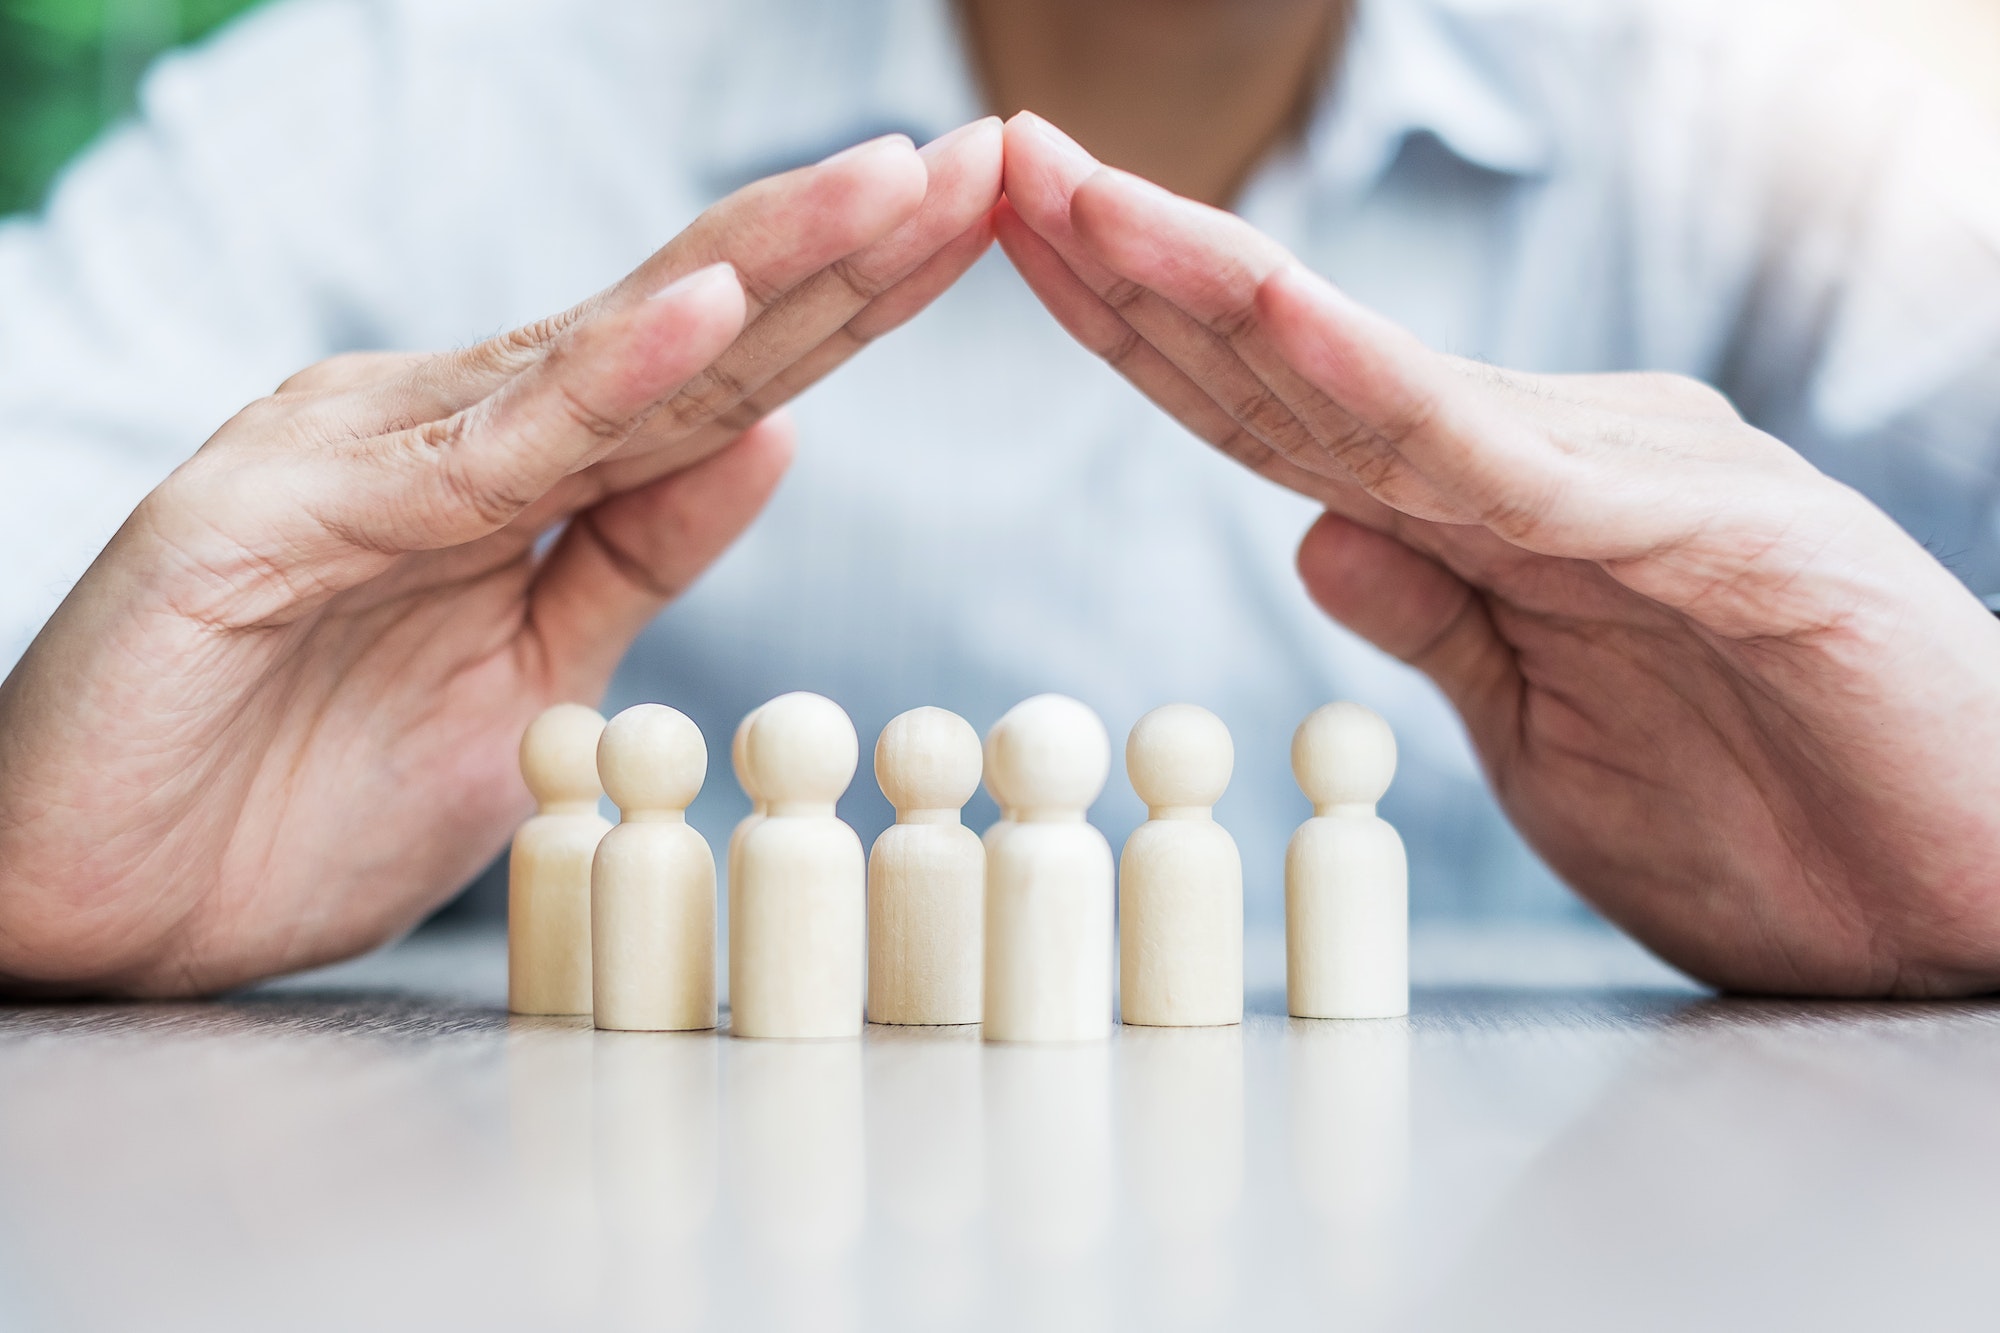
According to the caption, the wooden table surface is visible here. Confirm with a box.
[0,923,1993,1332]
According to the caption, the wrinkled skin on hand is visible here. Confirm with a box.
[998,112,2000,996]
[0,123,1004,995]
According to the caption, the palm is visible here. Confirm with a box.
[998,113,2000,995]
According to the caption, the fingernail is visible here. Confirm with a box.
[920,116,1000,158]
[819,132,915,167]
[648,261,738,302]
[1015,111,1096,165]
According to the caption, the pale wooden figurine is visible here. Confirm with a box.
[1119,703,1244,1027]
[1286,702,1408,1019]
[726,704,767,1015]
[867,706,985,1026]
[592,703,717,1031]
[981,712,1019,852]
[509,703,612,1015]
[982,694,1114,1043]
[732,692,867,1039]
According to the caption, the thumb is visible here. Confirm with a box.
[1296,510,1521,748]
[526,411,796,695]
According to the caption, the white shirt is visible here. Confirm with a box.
[3,0,1998,922]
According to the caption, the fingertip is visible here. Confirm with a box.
[918,116,1004,218]
[741,408,799,474]
[1005,109,1090,160]
[648,260,743,312]
[1295,509,1359,606]
[820,131,918,166]
[922,115,1003,161]
[1000,112,1100,224]
[637,260,747,358]
[816,131,929,233]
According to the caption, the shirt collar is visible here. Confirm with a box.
[1308,0,1557,198]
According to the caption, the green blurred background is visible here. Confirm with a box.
[0,0,265,214]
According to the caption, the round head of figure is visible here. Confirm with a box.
[1291,702,1396,810]
[1126,703,1233,811]
[519,703,607,808]
[597,704,706,813]
[748,692,859,809]
[731,706,764,804]
[988,694,1110,815]
[876,706,983,815]
[983,716,1014,812]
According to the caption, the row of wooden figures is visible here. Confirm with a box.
[509,693,1406,1040]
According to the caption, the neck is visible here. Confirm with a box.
[768,800,836,818]
[1315,801,1377,819]
[1149,805,1213,821]
[960,0,1349,206]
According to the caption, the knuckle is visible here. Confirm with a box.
[1215,426,1278,472]
[1317,418,1404,492]
[411,415,538,530]
[1101,324,1148,373]
[660,360,753,434]
[1227,383,1296,441]
[1208,302,1259,343]
[1669,374,1742,420]
[734,262,788,311]
[553,381,631,448]
[824,255,887,305]
[442,458,539,531]
[275,352,365,396]
[1101,277,1147,315]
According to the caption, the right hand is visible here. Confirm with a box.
[0,121,1002,997]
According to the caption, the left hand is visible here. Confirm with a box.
[999,112,2000,997]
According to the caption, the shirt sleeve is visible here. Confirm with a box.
[0,0,400,667]
[1656,8,2000,593]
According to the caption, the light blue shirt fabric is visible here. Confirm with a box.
[3,0,1998,923]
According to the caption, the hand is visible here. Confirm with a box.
[999,112,2000,996]
[0,121,1004,996]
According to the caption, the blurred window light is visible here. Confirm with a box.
[1762,0,2000,113]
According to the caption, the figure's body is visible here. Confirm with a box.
[726,704,768,1015]
[1286,704,1408,1020]
[592,703,717,1032]
[508,704,611,1016]
[867,707,985,1026]
[983,695,1115,1043]
[732,693,867,1040]
[1119,704,1244,1028]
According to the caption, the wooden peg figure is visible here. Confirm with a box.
[1286,703,1408,1019]
[1120,704,1244,1027]
[981,712,1019,852]
[726,703,767,1013]
[983,694,1114,1043]
[868,707,985,1026]
[592,703,717,1031]
[509,703,611,1015]
[732,692,867,1039]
